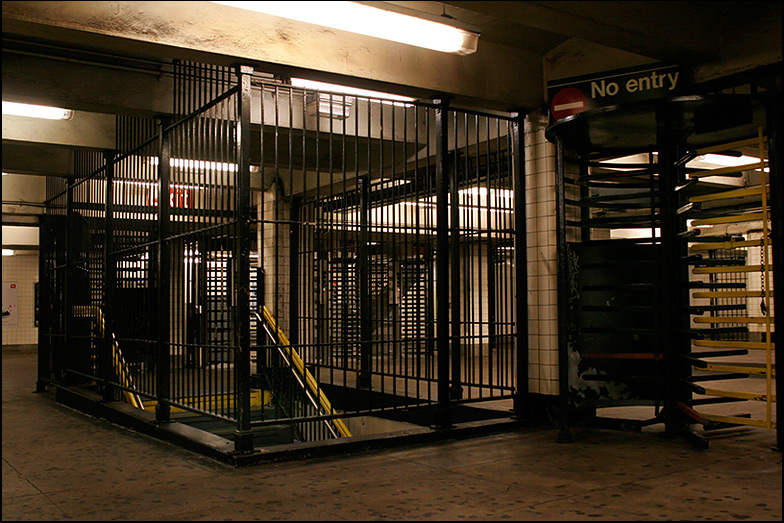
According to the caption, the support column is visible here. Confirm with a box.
[155,118,171,423]
[512,113,529,416]
[434,98,453,429]
[102,150,116,402]
[233,64,254,454]
[554,136,572,443]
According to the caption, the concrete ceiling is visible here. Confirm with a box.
[2,0,781,200]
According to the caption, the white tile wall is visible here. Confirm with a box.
[2,253,39,346]
[261,185,291,329]
[524,113,559,395]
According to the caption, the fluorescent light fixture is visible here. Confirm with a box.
[305,91,354,119]
[2,101,73,120]
[2,172,9,176]
[211,1,480,55]
[693,154,760,167]
[149,157,238,172]
[291,78,414,104]
[2,249,15,256]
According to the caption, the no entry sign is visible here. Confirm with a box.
[547,64,682,122]
[551,87,587,120]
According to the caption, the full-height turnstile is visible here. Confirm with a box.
[547,91,780,448]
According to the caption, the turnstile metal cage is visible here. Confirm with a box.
[37,61,529,453]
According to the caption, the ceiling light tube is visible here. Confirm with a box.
[148,157,238,172]
[2,101,73,120]
[211,1,480,55]
[2,249,16,257]
[291,78,414,104]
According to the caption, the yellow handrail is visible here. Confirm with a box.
[261,306,352,438]
[73,305,144,410]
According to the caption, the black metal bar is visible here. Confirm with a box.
[155,118,171,423]
[63,177,73,384]
[102,150,116,402]
[434,99,452,429]
[233,64,254,453]
[449,111,463,401]
[289,195,301,348]
[512,114,528,416]
[357,176,371,388]
[36,214,50,392]
[554,136,571,443]
[656,105,689,437]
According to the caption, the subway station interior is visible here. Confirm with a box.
[2,1,782,520]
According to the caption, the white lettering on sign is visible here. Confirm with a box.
[591,70,679,99]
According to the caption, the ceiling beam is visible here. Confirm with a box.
[442,1,723,64]
[2,0,543,113]
[2,140,74,177]
[2,49,173,117]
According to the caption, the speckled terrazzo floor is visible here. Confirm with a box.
[3,349,781,521]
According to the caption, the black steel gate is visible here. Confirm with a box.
[38,61,528,455]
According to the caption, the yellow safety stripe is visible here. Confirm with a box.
[690,239,764,251]
[689,186,766,203]
[692,265,761,274]
[693,339,775,350]
[701,388,776,402]
[692,290,765,299]
[690,213,764,226]
[701,363,775,377]
[263,306,352,438]
[700,413,776,429]
[73,305,145,410]
[144,389,271,412]
[693,316,773,324]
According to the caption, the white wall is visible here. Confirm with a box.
[524,113,559,395]
[2,253,39,346]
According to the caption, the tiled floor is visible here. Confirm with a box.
[3,349,781,521]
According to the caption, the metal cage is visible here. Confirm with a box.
[38,62,529,454]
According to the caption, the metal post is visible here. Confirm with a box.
[233,64,254,454]
[554,136,572,443]
[449,111,463,401]
[656,106,688,437]
[36,214,50,392]
[289,195,301,348]
[764,87,782,450]
[102,150,116,402]
[512,114,529,416]
[155,119,171,423]
[63,177,73,384]
[434,99,453,429]
[357,177,372,388]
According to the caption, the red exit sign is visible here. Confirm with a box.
[148,186,193,208]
